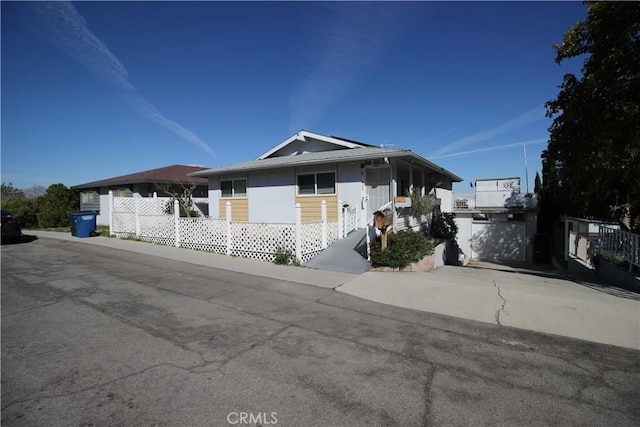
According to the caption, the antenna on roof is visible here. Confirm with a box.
[380,139,395,148]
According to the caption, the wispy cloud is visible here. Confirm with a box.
[429,138,547,160]
[289,3,419,131]
[27,1,215,157]
[428,106,545,158]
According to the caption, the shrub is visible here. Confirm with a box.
[274,247,293,265]
[370,230,435,269]
[37,184,79,228]
[432,212,458,240]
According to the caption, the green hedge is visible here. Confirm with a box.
[370,230,435,269]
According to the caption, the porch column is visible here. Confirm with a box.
[421,170,425,196]
[409,167,414,195]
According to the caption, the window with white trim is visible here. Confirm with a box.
[221,179,247,198]
[297,172,335,195]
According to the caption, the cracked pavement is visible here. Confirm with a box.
[2,237,639,426]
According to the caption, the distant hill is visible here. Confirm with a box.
[21,185,48,198]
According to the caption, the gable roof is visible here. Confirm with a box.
[256,130,374,160]
[72,164,208,190]
[191,146,463,182]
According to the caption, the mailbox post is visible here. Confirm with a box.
[373,209,394,249]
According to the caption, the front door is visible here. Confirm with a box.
[365,167,391,220]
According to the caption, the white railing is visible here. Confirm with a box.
[452,193,537,210]
[598,225,640,271]
[343,205,357,236]
[110,193,343,264]
[453,194,476,210]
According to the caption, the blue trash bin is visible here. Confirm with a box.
[70,212,98,238]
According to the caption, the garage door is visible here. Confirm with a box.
[471,221,525,262]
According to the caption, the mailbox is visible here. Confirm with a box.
[373,209,394,229]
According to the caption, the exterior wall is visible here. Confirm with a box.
[455,211,535,262]
[270,138,344,157]
[436,188,453,213]
[455,213,474,261]
[337,162,364,227]
[247,169,296,223]
[209,164,361,223]
[475,178,520,208]
[219,198,248,221]
[295,195,339,221]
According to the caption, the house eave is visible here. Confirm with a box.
[191,149,462,183]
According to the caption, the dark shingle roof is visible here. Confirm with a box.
[72,165,208,190]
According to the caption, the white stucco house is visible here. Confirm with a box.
[190,130,462,229]
[453,177,538,263]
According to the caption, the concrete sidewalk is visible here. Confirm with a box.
[25,231,640,349]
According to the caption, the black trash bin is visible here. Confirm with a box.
[69,212,98,238]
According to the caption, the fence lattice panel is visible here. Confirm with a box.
[139,216,175,246]
[112,198,136,237]
[327,221,339,245]
[300,221,324,263]
[179,218,227,253]
[230,222,295,262]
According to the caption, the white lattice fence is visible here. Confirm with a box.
[112,197,136,238]
[344,206,357,236]
[139,216,175,246]
[300,221,324,263]
[110,193,351,264]
[179,217,227,253]
[230,222,295,262]
[327,220,339,245]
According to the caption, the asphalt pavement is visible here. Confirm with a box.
[25,230,640,349]
[1,234,639,426]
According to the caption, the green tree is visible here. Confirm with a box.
[37,184,79,228]
[1,182,25,199]
[543,2,640,230]
[1,197,39,228]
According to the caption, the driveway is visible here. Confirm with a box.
[2,236,639,426]
[339,261,640,350]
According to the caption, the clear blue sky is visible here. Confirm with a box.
[1,1,586,194]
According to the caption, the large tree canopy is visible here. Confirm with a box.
[543,1,640,229]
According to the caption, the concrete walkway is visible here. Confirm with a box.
[303,229,370,273]
[24,231,640,350]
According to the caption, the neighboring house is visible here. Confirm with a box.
[190,130,462,229]
[72,164,209,226]
[453,177,537,263]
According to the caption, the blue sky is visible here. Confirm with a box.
[1,1,586,194]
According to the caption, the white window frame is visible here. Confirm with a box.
[296,171,336,196]
[220,178,247,199]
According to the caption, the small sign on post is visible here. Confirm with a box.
[373,209,394,249]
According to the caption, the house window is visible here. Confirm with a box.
[221,179,247,198]
[113,188,130,197]
[297,172,335,195]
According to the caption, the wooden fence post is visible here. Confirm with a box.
[226,201,232,255]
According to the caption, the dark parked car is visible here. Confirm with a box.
[1,209,22,243]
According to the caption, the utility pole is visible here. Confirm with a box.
[524,144,529,194]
